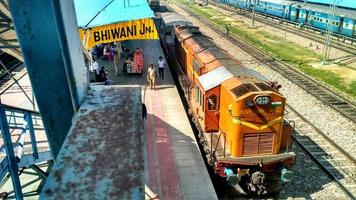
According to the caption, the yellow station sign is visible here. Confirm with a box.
[80,18,158,49]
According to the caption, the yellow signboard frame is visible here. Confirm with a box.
[79,18,158,49]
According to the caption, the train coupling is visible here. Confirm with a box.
[224,168,246,195]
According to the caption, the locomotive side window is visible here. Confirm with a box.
[208,95,217,111]
[193,59,200,74]
[195,87,204,110]
[195,87,199,103]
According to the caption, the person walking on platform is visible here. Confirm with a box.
[157,56,165,80]
[147,64,156,90]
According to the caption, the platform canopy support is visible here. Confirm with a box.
[8,0,88,158]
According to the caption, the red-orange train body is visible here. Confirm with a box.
[159,13,296,195]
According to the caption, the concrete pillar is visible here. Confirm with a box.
[9,0,88,158]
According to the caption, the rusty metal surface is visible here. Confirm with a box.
[40,85,143,200]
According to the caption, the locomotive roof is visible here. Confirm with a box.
[160,12,192,26]
[198,66,233,91]
[219,58,268,82]
[206,47,230,59]
[176,26,201,41]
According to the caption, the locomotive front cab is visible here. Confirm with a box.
[218,78,296,194]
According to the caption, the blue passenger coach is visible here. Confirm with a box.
[216,0,356,38]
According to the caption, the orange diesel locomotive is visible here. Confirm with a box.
[170,25,295,195]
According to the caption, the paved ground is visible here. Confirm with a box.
[1,39,217,199]
[99,39,217,200]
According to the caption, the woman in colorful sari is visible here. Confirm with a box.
[133,48,144,73]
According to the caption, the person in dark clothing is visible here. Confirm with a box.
[142,103,147,120]
[142,103,147,129]
[98,66,106,82]
[226,23,231,36]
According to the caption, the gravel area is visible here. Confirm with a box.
[279,143,352,200]
[166,1,355,199]
[208,1,352,60]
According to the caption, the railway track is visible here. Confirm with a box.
[162,1,356,198]
[286,104,356,199]
[209,1,356,55]
[164,0,356,123]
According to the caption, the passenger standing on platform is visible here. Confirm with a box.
[113,42,123,76]
[157,56,165,80]
[99,66,106,82]
[147,64,156,90]
[133,48,144,73]
[103,44,112,61]
[90,58,100,82]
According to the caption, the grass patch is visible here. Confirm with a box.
[176,0,356,98]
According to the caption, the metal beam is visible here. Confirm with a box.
[0,151,52,182]
[0,104,23,199]
[0,25,13,34]
[8,0,88,158]
[26,112,39,159]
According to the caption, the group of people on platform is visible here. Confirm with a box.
[89,58,112,85]
[91,42,145,75]
[89,42,166,89]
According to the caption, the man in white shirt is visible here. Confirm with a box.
[147,64,156,90]
[90,58,99,81]
[157,56,165,80]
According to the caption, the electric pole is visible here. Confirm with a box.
[322,0,337,65]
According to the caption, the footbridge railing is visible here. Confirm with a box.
[0,104,52,200]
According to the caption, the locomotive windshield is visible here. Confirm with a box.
[231,83,258,98]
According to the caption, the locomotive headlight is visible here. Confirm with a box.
[254,95,271,106]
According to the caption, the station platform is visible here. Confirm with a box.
[40,40,216,199]
[102,40,217,199]
[1,40,217,199]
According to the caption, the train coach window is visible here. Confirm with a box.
[208,95,217,111]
